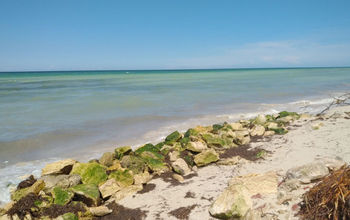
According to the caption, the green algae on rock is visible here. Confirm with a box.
[11,180,45,201]
[109,169,134,187]
[165,131,182,145]
[194,149,219,167]
[62,212,78,220]
[115,146,132,160]
[99,152,115,167]
[70,162,107,186]
[70,184,100,207]
[52,187,74,206]
[120,155,147,174]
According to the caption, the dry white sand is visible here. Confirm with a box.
[117,105,350,219]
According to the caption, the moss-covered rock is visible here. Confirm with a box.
[70,184,100,207]
[269,127,288,135]
[99,152,114,167]
[194,149,220,167]
[109,169,134,187]
[135,144,162,157]
[142,157,169,173]
[70,162,107,186]
[52,186,74,205]
[165,131,182,145]
[185,141,208,152]
[62,212,78,220]
[278,111,300,119]
[120,155,146,174]
[106,160,122,172]
[11,180,45,201]
[115,146,132,160]
[254,114,267,125]
[201,133,229,148]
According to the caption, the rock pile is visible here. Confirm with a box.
[0,111,301,220]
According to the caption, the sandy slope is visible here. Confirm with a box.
[118,105,350,219]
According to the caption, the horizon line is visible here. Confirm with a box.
[1,65,349,73]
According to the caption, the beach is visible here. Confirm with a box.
[1,102,350,219]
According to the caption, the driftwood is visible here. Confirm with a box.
[318,93,350,115]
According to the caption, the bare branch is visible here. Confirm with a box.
[318,92,350,115]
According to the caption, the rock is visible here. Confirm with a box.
[172,174,184,182]
[316,157,346,171]
[165,131,182,145]
[106,160,122,172]
[109,169,134,188]
[99,179,121,199]
[42,159,77,176]
[168,151,180,162]
[41,174,81,190]
[250,125,265,136]
[0,215,11,220]
[235,131,250,145]
[89,206,112,217]
[254,114,267,125]
[171,158,191,176]
[229,171,278,196]
[120,155,146,174]
[286,162,329,184]
[133,171,152,185]
[209,184,252,219]
[55,212,78,220]
[11,180,45,201]
[278,116,293,123]
[185,141,208,152]
[266,122,278,130]
[230,123,244,131]
[52,186,74,205]
[70,184,100,207]
[70,162,108,185]
[279,179,300,192]
[263,130,275,136]
[194,149,219,167]
[115,146,132,160]
[99,152,114,167]
[112,184,143,202]
[201,133,228,148]
[192,166,198,172]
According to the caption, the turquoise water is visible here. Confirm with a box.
[0,67,349,203]
[1,67,350,163]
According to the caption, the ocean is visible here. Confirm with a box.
[0,67,349,203]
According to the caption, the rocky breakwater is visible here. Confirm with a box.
[0,111,302,220]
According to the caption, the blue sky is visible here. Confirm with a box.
[1,0,350,71]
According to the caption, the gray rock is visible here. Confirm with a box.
[40,174,81,190]
[286,162,329,184]
[171,158,191,176]
[99,152,115,167]
[89,206,113,217]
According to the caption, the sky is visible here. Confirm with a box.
[0,0,350,71]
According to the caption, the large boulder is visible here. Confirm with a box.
[98,179,121,199]
[70,162,107,186]
[42,159,77,176]
[40,174,81,190]
[209,184,252,219]
[201,133,228,148]
[52,186,74,205]
[99,152,114,167]
[112,184,143,202]
[286,162,329,184]
[108,169,134,188]
[230,123,244,131]
[70,184,100,207]
[234,131,250,145]
[115,146,132,160]
[194,149,219,167]
[11,180,45,201]
[185,141,208,152]
[133,171,152,185]
[171,158,191,176]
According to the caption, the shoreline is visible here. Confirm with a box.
[1,104,349,219]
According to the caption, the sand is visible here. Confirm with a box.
[117,105,350,219]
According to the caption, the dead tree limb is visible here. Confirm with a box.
[318,92,350,115]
